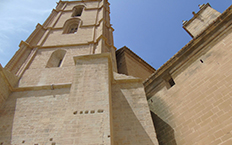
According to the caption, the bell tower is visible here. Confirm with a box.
[5,0,117,87]
[0,0,159,145]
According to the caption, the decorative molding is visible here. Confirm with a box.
[62,17,81,34]
[113,78,142,84]
[5,41,31,71]
[14,83,72,92]
[0,64,14,91]
[16,48,38,77]
[62,0,102,4]
[55,1,105,12]
[43,9,58,28]
[19,41,32,49]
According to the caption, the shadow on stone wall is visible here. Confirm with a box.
[112,83,156,145]
[150,111,177,145]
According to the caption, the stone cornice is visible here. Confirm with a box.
[25,23,45,44]
[19,41,32,49]
[40,17,113,30]
[56,5,104,12]
[0,64,14,91]
[37,34,115,50]
[2,64,72,92]
[13,83,72,92]
[61,0,102,3]
[144,5,232,97]
[43,9,59,28]
[96,35,116,50]
[114,78,142,84]
[56,0,101,8]
[39,43,91,49]
[5,41,32,70]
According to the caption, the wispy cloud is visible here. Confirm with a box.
[0,41,9,55]
[0,34,9,40]
[0,0,57,66]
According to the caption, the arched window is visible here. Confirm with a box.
[63,18,81,34]
[46,49,66,68]
[72,5,84,17]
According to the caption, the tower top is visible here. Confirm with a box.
[182,3,221,38]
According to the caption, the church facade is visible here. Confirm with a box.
[0,0,231,145]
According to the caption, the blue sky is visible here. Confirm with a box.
[0,0,231,69]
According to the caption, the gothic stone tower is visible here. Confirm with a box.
[0,0,159,145]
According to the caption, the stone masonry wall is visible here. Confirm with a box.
[116,49,155,82]
[43,27,94,46]
[0,88,70,145]
[148,28,232,145]
[112,77,159,145]
[18,45,90,87]
[0,65,18,108]
[124,53,154,81]
[18,66,75,87]
[0,54,111,145]
[67,55,111,144]
[43,1,102,47]
[0,74,10,107]
[184,6,221,38]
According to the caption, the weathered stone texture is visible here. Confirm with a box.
[2,0,232,144]
[29,46,90,69]
[0,88,70,145]
[67,56,111,144]
[18,45,91,87]
[0,75,10,106]
[43,1,103,47]
[183,4,221,38]
[19,66,75,87]
[43,28,93,46]
[148,27,232,145]
[7,46,32,75]
[124,54,153,81]
[0,65,18,107]
[112,81,159,145]
[116,47,155,81]
[65,1,99,11]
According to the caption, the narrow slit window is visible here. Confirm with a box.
[58,59,63,67]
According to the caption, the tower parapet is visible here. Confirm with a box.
[183,3,221,38]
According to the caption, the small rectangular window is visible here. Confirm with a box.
[164,75,176,89]
[168,78,175,87]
